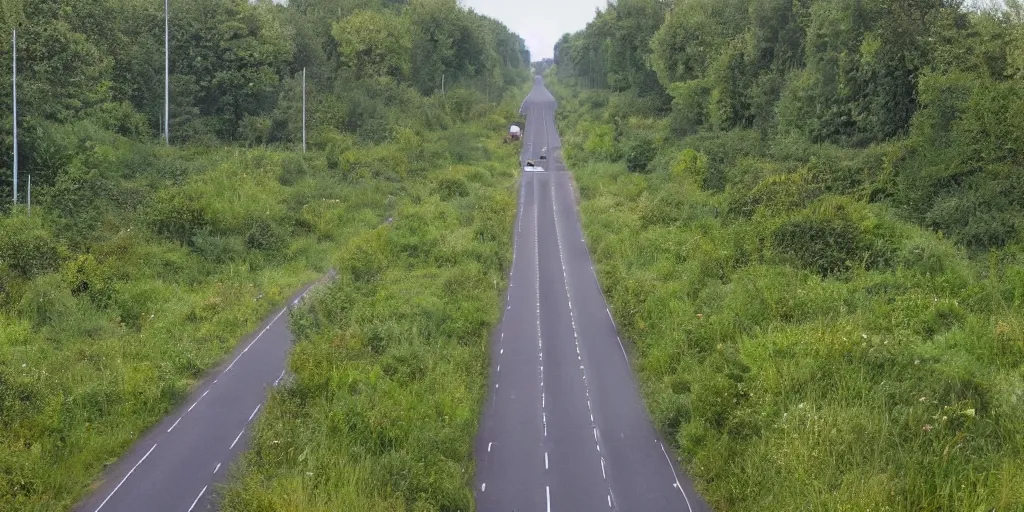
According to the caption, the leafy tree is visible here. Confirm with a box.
[333,9,411,81]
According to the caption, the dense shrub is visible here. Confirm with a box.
[771,199,897,277]
[625,135,657,173]
[0,214,64,279]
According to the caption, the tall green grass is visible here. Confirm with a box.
[0,145,400,511]
[220,118,519,511]
[552,80,1024,510]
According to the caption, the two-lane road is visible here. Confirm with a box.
[474,77,711,511]
[74,281,323,512]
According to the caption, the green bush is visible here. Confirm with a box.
[245,218,287,252]
[0,214,64,279]
[625,135,657,173]
[771,199,897,277]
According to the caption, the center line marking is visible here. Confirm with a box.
[187,485,207,512]
[248,404,262,422]
[545,452,549,469]
[188,389,210,412]
[93,443,157,512]
[230,429,245,450]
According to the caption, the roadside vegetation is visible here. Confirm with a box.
[220,112,519,512]
[550,0,1024,509]
[0,1,529,510]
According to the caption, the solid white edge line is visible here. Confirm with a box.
[93,443,157,512]
[660,442,695,512]
[187,485,207,512]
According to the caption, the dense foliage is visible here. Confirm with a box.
[0,0,528,510]
[548,0,1024,509]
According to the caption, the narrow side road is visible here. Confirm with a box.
[474,77,712,511]
[74,277,329,512]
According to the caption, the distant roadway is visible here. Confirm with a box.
[473,77,712,511]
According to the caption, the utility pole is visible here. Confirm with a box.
[164,0,169,144]
[12,28,17,204]
[302,67,306,153]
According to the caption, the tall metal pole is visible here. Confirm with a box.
[12,28,17,204]
[302,67,306,153]
[164,0,169,144]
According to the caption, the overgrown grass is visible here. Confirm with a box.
[220,116,519,511]
[0,82,527,510]
[0,148,389,511]
[552,80,1024,510]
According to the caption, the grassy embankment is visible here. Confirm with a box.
[0,86,524,511]
[219,91,522,511]
[548,76,1024,510]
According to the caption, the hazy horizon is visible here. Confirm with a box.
[459,0,607,60]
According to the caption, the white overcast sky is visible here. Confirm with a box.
[459,0,607,60]
[270,0,607,60]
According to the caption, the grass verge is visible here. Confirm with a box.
[551,83,1024,510]
[219,111,520,510]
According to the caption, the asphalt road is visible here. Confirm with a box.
[74,280,324,512]
[474,77,712,511]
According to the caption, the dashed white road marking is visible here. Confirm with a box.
[213,463,221,474]
[229,429,245,451]
[488,442,493,452]
[481,483,486,492]
[274,368,286,386]
[187,485,207,512]
[248,404,262,422]
[93,443,157,512]
[545,451,549,469]
[546,485,552,512]
[601,457,607,479]
[188,390,210,412]
[167,417,182,433]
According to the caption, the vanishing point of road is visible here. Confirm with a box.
[74,78,710,512]
[474,77,712,511]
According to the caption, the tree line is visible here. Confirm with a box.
[0,0,530,200]
[554,0,1024,251]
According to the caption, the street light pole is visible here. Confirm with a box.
[164,0,169,144]
[302,67,306,153]
[12,28,17,204]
